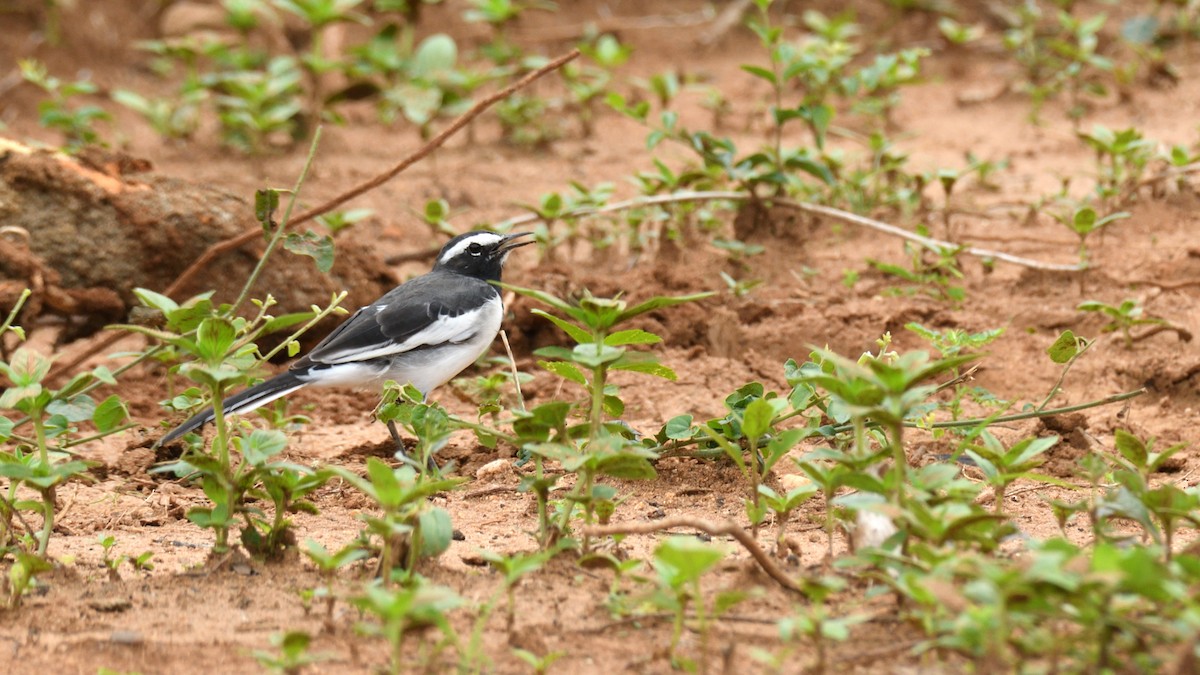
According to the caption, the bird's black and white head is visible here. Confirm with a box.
[433,231,533,281]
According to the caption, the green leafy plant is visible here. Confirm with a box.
[301,538,370,624]
[1052,204,1130,268]
[1077,298,1173,348]
[643,537,740,670]
[351,578,462,674]
[329,457,462,579]
[504,285,711,547]
[252,630,330,674]
[19,59,111,150]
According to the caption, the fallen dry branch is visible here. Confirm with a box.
[163,49,582,299]
[581,516,804,593]
[494,190,1087,272]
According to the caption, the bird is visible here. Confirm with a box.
[159,230,534,467]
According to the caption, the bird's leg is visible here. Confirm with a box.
[387,419,439,474]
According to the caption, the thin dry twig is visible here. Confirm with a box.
[1131,323,1193,344]
[494,190,1086,272]
[162,49,581,300]
[696,0,754,48]
[1121,277,1200,291]
[581,516,804,593]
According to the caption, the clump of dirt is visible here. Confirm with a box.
[0,141,396,341]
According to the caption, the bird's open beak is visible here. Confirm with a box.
[497,231,535,253]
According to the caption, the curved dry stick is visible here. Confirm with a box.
[581,516,804,593]
[492,190,1086,272]
[162,49,582,299]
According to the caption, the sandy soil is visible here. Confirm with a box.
[1,1,1199,673]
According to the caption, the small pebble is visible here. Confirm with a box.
[777,474,812,492]
[110,630,143,645]
[475,459,512,480]
[89,598,132,613]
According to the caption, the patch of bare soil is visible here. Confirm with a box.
[1,1,1199,673]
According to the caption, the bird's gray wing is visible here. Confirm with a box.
[295,273,496,367]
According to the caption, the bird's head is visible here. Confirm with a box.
[433,231,533,281]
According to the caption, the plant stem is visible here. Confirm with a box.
[36,490,54,558]
[231,126,323,316]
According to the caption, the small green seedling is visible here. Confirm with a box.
[19,59,111,150]
[252,630,330,675]
[1077,298,1176,349]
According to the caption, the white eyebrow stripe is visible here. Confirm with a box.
[438,232,505,264]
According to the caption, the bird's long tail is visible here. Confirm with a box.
[159,371,307,445]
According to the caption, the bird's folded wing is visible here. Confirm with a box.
[299,275,495,366]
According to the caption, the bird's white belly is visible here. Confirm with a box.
[387,317,501,394]
[299,296,504,396]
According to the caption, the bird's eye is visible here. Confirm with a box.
[468,243,483,255]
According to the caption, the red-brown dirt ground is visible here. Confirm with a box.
[2,1,1199,673]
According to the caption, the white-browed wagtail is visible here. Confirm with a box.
[159,230,533,466]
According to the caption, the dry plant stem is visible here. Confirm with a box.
[493,191,1085,272]
[1122,277,1200,291]
[931,388,1145,430]
[1131,324,1194,343]
[162,49,581,300]
[498,329,526,413]
[581,517,803,593]
[696,0,754,47]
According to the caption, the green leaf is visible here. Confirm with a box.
[496,283,577,314]
[418,507,454,558]
[260,311,318,336]
[1114,429,1147,467]
[531,309,591,344]
[412,34,457,77]
[92,395,129,432]
[616,292,714,323]
[653,536,725,587]
[742,398,782,441]
[596,454,657,480]
[195,318,237,364]
[284,230,336,273]
[238,429,288,466]
[538,360,587,386]
[0,416,12,441]
[4,347,52,386]
[569,344,624,368]
[255,188,280,229]
[663,415,694,440]
[604,329,662,346]
[740,64,778,85]
[47,394,96,423]
[1046,330,1079,364]
[610,359,677,381]
[133,287,179,315]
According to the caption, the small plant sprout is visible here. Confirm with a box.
[1077,298,1185,349]
[504,284,711,547]
[963,432,1060,514]
[1054,205,1130,268]
[351,578,463,674]
[19,59,111,151]
[775,575,865,674]
[481,548,554,634]
[329,457,462,581]
[757,479,819,557]
[512,647,566,675]
[701,396,808,537]
[252,630,329,675]
[301,538,370,624]
[647,536,736,670]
